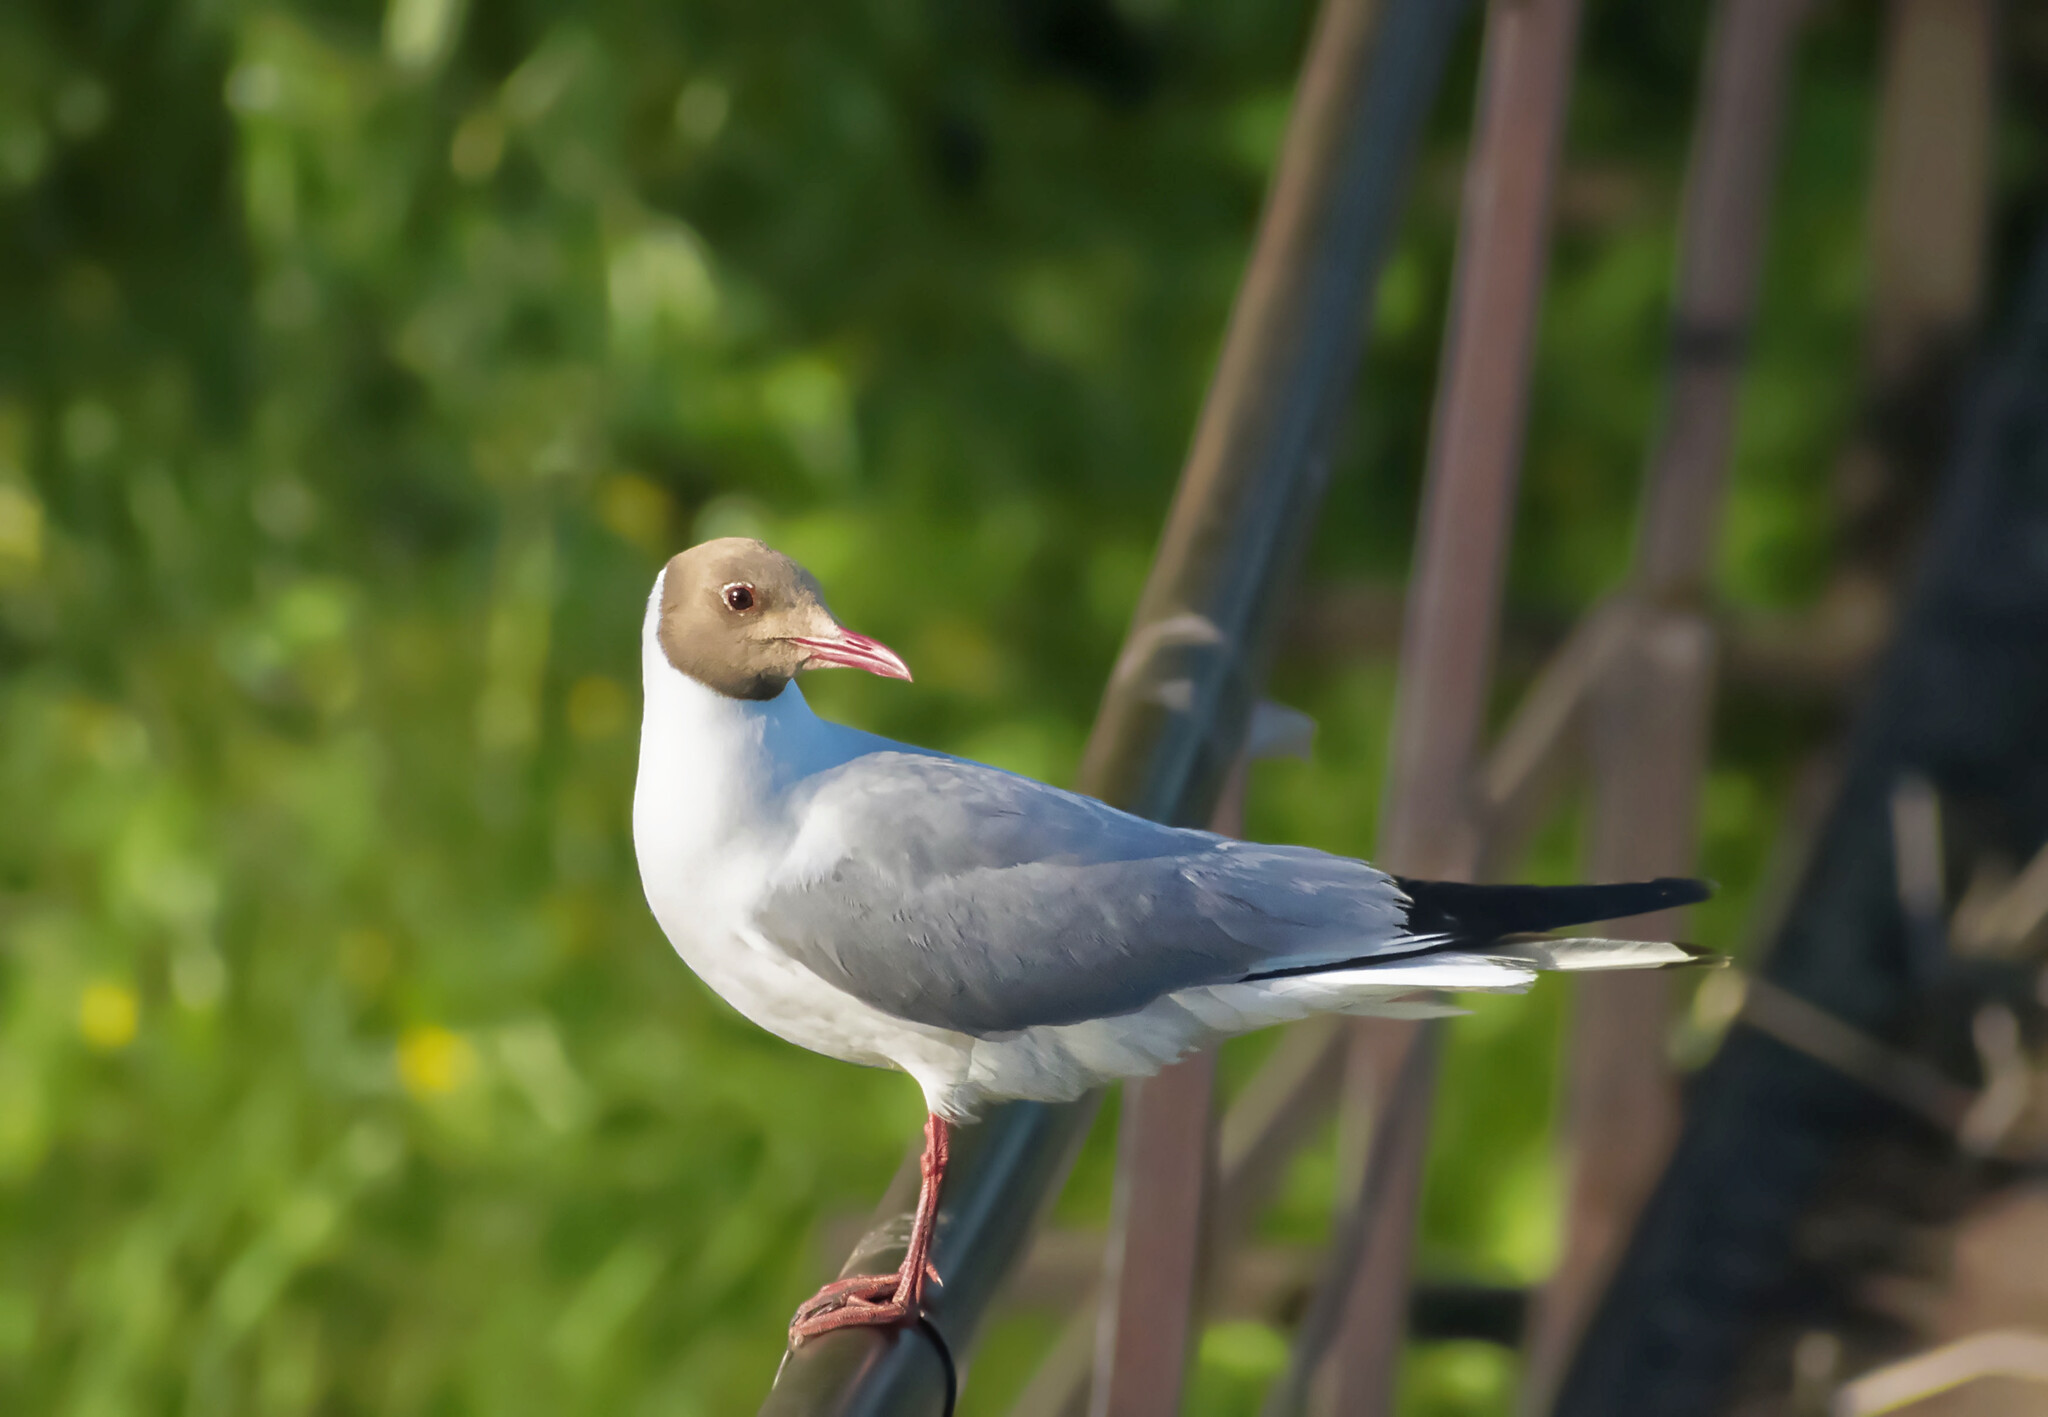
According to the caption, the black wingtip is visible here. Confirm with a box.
[1392,876,1715,940]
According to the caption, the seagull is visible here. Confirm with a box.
[633,537,1713,1347]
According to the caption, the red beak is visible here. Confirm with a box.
[789,628,913,682]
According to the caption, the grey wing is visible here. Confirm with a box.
[754,752,1414,1035]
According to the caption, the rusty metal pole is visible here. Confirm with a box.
[1834,0,1997,609]
[1866,0,1994,391]
[1516,3,1814,1411]
[1087,0,1474,1411]
[1265,0,1589,1412]
[1090,1062,1220,1417]
[1088,772,1238,1417]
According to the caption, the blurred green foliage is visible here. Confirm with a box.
[3,0,2029,1413]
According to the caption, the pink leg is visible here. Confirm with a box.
[789,1113,951,1347]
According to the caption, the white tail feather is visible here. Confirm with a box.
[1489,935,1707,971]
[1193,936,1707,1035]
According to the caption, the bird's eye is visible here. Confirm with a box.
[722,583,756,613]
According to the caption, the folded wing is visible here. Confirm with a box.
[755,752,1412,1035]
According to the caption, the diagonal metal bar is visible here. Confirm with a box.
[1004,1017,1350,1417]
[1009,1230,1532,1344]
[760,0,1471,1407]
[1207,1015,1350,1253]
[1088,766,1240,1417]
[1087,706,1312,1415]
[1472,601,1634,881]
[1091,1057,1220,1417]
[1260,1024,1436,1417]
[1297,0,1589,1410]
[1517,2,1815,1409]
[1864,0,1995,392]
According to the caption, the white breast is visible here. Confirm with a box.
[632,598,974,1103]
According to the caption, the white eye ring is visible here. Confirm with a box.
[722,583,757,612]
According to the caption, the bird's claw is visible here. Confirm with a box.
[786,1262,940,1347]
[788,1285,909,1347]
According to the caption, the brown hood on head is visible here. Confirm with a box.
[655,538,911,700]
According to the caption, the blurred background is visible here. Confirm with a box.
[4,1,2048,1414]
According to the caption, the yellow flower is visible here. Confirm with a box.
[78,982,139,1051]
[397,1025,476,1098]
[0,484,42,580]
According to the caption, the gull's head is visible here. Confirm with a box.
[651,538,912,701]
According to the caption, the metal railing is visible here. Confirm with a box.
[760,0,2023,1413]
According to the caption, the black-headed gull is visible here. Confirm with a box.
[632,538,1711,1344]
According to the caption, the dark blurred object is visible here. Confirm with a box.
[1555,219,2048,1417]
[1001,0,1159,108]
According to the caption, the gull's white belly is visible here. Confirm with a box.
[653,882,914,1070]
[633,795,974,1099]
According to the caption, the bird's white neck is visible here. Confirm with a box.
[642,624,823,783]
[636,569,872,851]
